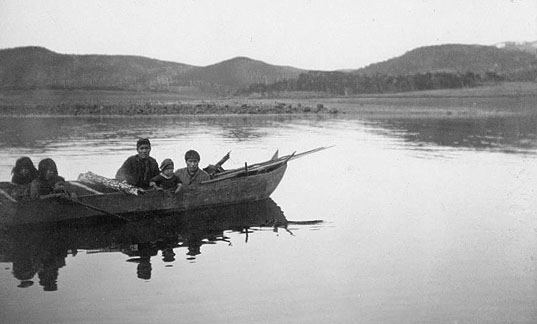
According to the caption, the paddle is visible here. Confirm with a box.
[62,196,131,222]
[286,220,323,225]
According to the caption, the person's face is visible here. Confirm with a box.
[45,169,56,180]
[137,144,151,159]
[162,166,174,177]
[186,159,199,173]
[20,166,30,176]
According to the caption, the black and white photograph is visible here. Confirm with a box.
[1,1,536,323]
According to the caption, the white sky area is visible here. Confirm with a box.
[0,0,536,70]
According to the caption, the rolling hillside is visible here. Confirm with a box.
[0,47,305,94]
[1,44,536,97]
[183,56,303,89]
[237,43,537,96]
[0,46,195,91]
[355,44,537,76]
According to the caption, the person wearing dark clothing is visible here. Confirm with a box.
[149,158,182,193]
[30,159,68,200]
[9,157,38,201]
[174,150,210,186]
[11,157,38,185]
[115,138,159,189]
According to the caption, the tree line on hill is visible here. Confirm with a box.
[235,70,514,96]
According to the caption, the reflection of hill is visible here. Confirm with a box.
[0,199,320,290]
[371,115,537,153]
[0,115,297,149]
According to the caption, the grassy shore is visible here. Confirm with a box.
[1,82,536,117]
[243,82,537,117]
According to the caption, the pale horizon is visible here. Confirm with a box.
[1,0,536,71]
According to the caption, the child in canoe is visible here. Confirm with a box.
[149,159,182,193]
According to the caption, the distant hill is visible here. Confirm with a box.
[0,47,305,94]
[495,41,537,55]
[238,43,537,97]
[2,44,537,97]
[0,46,195,91]
[182,57,304,92]
[355,44,537,76]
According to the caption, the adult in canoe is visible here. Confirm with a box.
[174,150,210,186]
[11,157,38,185]
[115,138,159,189]
[9,157,38,201]
[29,158,68,200]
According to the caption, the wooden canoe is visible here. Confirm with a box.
[0,161,287,226]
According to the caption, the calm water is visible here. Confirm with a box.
[1,114,537,324]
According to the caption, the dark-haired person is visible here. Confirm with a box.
[149,158,182,193]
[9,157,38,201]
[115,138,159,189]
[174,150,210,187]
[29,159,69,200]
[11,156,38,185]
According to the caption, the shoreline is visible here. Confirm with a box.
[0,103,533,118]
[1,82,536,117]
[0,101,339,116]
[0,108,529,119]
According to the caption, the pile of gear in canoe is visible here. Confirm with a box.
[6,138,227,202]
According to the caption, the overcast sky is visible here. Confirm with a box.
[1,0,536,70]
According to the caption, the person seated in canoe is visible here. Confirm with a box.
[149,158,182,193]
[30,158,71,200]
[174,150,210,186]
[11,157,38,185]
[9,156,38,201]
[115,138,160,189]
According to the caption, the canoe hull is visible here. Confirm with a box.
[1,163,287,226]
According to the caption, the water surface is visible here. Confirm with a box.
[1,114,536,324]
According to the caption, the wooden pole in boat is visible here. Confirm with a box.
[216,151,231,168]
[204,151,231,176]
[66,197,131,222]
[202,151,296,184]
[286,220,323,225]
[214,146,333,177]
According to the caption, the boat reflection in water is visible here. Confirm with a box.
[0,198,322,290]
